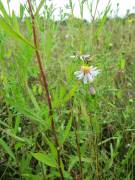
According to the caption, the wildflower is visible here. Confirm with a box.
[74,66,100,84]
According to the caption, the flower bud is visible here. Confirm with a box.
[89,86,96,95]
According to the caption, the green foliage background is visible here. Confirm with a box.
[0,0,135,179]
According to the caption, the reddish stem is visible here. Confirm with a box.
[27,1,64,179]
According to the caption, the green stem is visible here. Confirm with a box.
[74,119,83,180]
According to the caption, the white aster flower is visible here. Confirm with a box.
[74,66,100,84]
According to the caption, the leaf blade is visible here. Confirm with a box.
[31,152,57,168]
[0,138,15,160]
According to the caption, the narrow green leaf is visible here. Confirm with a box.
[0,138,15,160]
[0,0,10,23]
[2,129,32,145]
[64,86,77,103]
[60,117,73,145]
[14,116,21,134]
[98,137,118,146]
[45,137,57,158]
[31,152,57,168]
[25,84,41,112]
[0,119,9,128]
[121,145,135,166]
[69,156,91,171]
[6,95,48,129]
[95,1,111,38]
[22,174,41,180]
[12,11,20,33]
[119,58,126,70]
[35,0,45,17]
[0,17,34,48]
[20,3,25,20]
[53,86,77,108]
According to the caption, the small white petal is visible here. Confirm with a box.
[87,73,93,81]
[80,56,84,61]
[74,71,81,75]
[76,72,84,80]
[91,70,100,77]
[83,75,88,84]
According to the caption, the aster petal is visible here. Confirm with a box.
[76,72,84,80]
[91,70,100,77]
[87,73,93,82]
[74,71,81,75]
[80,56,84,61]
[83,75,88,84]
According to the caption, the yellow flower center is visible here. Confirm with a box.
[81,66,91,74]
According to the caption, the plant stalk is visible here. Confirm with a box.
[27,1,64,179]
[74,119,83,180]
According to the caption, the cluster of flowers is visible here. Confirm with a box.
[72,54,100,95]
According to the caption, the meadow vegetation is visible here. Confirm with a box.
[0,0,135,179]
